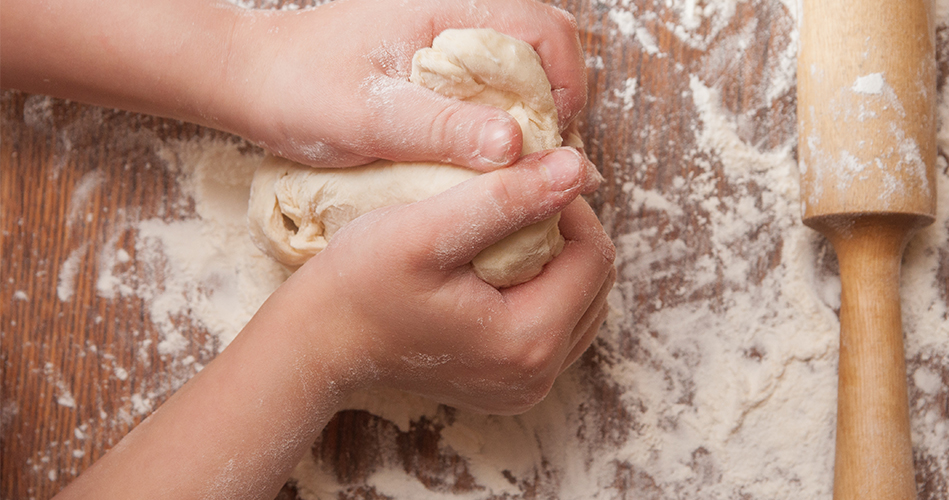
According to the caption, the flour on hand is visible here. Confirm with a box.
[247,29,566,287]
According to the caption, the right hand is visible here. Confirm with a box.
[277,147,615,414]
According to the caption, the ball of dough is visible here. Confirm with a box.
[248,28,567,288]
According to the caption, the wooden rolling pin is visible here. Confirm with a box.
[798,1,937,499]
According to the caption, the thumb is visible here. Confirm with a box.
[404,147,585,270]
[366,80,523,171]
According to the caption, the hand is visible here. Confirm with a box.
[3,0,587,175]
[228,0,588,171]
[283,148,615,414]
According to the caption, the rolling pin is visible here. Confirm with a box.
[797,1,937,499]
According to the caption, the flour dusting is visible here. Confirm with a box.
[25,0,949,498]
[95,141,289,351]
[852,72,886,95]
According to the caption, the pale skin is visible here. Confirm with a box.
[2,0,616,498]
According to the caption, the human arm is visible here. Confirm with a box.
[1,0,242,135]
[54,147,615,499]
[8,1,612,495]
[1,0,587,171]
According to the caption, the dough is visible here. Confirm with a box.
[248,29,565,288]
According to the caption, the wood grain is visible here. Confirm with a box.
[797,1,938,498]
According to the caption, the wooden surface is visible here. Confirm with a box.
[3,1,948,499]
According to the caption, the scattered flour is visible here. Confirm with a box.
[602,0,744,52]
[56,242,88,302]
[27,0,949,498]
[129,394,154,416]
[852,72,886,95]
[94,141,289,350]
[43,363,78,409]
[66,169,106,225]
[608,78,638,112]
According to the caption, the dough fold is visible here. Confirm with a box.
[248,29,566,288]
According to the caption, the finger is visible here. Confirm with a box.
[362,78,523,171]
[580,155,602,195]
[562,121,604,195]
[533,17,587,130]
[568,265,615,348]
[556,197,616,266]
[431,2,588,128]
[501,198,615,335]
[561,305,608,373]
[559,266,615,372]
[401,148,587,269]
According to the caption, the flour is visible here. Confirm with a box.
[94,141,288,351]
[601,0,743,52]
[56,242,87,302]
[606,78,638,112]
[43,362,78,409]
[588,72,843,497]
[852,72,886,95]
[66,169,106,225]
[31,0,949,498]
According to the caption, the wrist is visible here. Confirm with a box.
[256,256,381,399]
[1,0,241,127]
[210,8,332,157]
[196,6,277,139]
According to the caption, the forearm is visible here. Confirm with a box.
[56,271,367,499]
[1,0,253,132]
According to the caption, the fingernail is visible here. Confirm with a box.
[542,149,582,191]
[477,119,514,167]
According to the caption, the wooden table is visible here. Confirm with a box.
[3,1,948,499]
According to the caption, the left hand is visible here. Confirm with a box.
[223,0,588,171]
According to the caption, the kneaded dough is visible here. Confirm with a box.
[248,29,565,288]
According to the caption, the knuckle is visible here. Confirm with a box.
[507,333,561,376]
[551,6,579,33]
[348,108,385,156]
[487,170,515,203]
[429,101,469,161]
[482,170,520,219]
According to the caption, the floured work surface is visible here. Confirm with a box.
[3,1,949,499]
